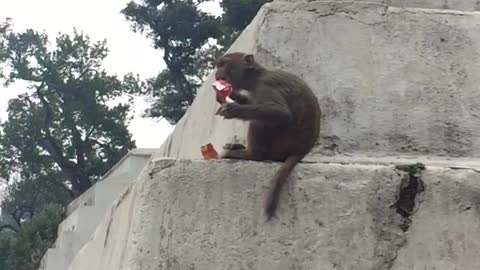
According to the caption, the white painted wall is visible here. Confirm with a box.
[39,149,156,270]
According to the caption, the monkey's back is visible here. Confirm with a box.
[261,69,321,157]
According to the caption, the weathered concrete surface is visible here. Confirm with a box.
[157,1,480,160]
[66,158,480,270]
[41,2,480,269]
[278,0,480,11]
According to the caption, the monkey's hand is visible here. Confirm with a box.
[216,102,241,119]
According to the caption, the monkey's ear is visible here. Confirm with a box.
[244,54,255,67]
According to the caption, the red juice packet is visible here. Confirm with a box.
[212,80,234,104]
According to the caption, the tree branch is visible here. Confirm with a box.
[10,209,23,227]
[34,81,91,196]
[0,224,18,233]
[34,83,53,137]
[85,126,96,141]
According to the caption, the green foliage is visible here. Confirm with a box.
[0,26,140,270]
[0,26,139,269]
[122,0,224,124]
[0,28,137,196]
[219,0,272,46]
[143,45,223,122]
[0,204,64,270]
[122,0,271,124]
[1,175,70,230]
[221,0,271,30]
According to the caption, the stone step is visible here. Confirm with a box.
[66,158,480,270]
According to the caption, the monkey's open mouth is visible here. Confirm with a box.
[212,80,234,104]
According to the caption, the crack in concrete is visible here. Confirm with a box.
[148,158,177,179]
[392,162,426,232]
[267,1,389,26]
[389,6,471,16]
[366,162,427,269]
[104,185,133,247]
[374,163,426,269]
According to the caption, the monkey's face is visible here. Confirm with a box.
[214,57,232,82]
[214,53,255,90]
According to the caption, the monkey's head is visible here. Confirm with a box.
[214,52,258,90]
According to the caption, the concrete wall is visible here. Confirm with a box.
[65,149,154,216]
[38,149,156,270]
[157,1,480,160]
[66,158,480,270]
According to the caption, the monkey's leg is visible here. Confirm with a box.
[229,91,250,104]
[219,102,293,126]
[221,138,267,161]
[219,142,248,159]
[220,148,249,159]
[221,148,270,162]
[221,143,267,161]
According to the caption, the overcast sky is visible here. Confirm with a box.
[0,0,222,148]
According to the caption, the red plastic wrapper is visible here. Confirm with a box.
[212,80,234,104]
[201,143,219,160]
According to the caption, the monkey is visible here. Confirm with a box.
[214,52,321,220]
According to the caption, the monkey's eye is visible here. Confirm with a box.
[217,62,225,68]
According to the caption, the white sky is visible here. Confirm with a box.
[0,0,222,148]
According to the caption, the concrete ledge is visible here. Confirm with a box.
[67,158,480,270]
[305,154,480,172]
[276,0,480,11]
[66,149,156,216]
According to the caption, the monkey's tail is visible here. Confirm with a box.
[265,154,304,220]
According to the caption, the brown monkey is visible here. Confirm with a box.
[214,52,321,220]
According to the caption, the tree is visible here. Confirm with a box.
[121,0,272,124]
[0,204,64,270]
[0,175,70,232]
[122,0,224,124]
[0,27,137,197]
[219,0,272,46]
[0,23,141,270]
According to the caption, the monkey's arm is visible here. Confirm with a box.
[229,91,250,104]
[219,102,293,125]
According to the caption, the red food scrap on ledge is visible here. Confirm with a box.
[201,143,219,160]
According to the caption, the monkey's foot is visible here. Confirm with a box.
[220,148,249,160]
[222,143,246,150]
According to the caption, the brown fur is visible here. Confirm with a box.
[215,52,321,220]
